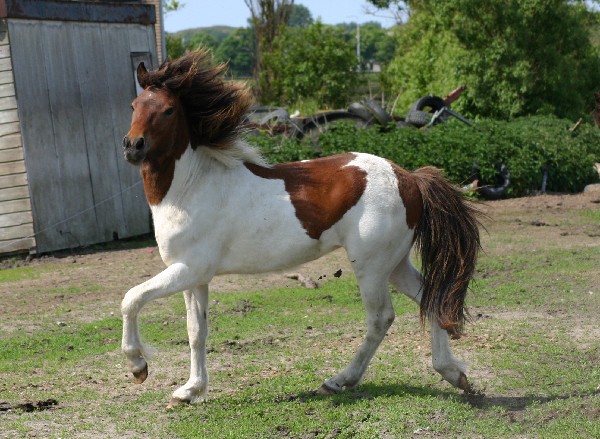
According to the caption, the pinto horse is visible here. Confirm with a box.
[121,50,483,408]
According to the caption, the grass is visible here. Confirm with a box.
[1,216,599,437]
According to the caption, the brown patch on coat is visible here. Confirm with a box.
[390,163,423,229]
[245,154,367,239]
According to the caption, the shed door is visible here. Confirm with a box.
[10,20,155,253]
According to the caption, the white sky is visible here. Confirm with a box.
[163,0,396,32]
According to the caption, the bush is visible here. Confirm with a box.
[245,115,600,197]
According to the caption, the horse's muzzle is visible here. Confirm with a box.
[123,135,147,164]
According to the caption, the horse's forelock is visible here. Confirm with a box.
[142,50,252,149]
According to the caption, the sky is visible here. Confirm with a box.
[163,0,397,33]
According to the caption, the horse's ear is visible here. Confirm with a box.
[137,62,148,85]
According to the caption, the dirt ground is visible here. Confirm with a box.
[1,189,599,333]
[0,189,599,438]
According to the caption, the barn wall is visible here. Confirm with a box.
[9,19,156,253]
[0,18,35,254]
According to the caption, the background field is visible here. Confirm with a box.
[1,191,599,438]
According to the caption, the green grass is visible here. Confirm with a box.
[0,244,598,438]
[0,264,64,283]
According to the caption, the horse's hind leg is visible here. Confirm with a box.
[389,257,471,392]
[168,285,209,408]
[320,274,395,394]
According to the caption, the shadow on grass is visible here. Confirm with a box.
[274,382,600,413]
[463,387,600,412]
[274,382,456,406]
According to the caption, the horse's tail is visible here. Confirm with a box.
[411,166,484,336]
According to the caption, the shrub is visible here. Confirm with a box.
[245,115,600,197]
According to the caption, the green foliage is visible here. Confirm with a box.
[214,27,256,77]
[247,116,600,197]
[165,33,186,60]
[337,21,396,68]
[287,3,313,27]
[261,21,360,108]
[385,0,600,119]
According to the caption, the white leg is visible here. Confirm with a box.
[121,262,202,383]
[389,257,470,391]
[321,275,395,393]
[168,285,209,407]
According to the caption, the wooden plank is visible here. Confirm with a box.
[0,82,15,98]
[0,133,21,150]
[0,70,14,84]
[0,45,9,59]
[0,185,29,202]
[0,108,18,123]
[0,146,23,162]
[0,95,16,111]
[0,172,26,188]
[0,223,34,241]
[0,159,25,175]
[0,197,30,214]
[8,20,58,252]
[0,237,35,253]
[101,23,150,238]
[0,57,12,71]
[0,121,19,136]
[0,210,32,227]
[71,22,128,243]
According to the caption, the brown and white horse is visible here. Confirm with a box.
[121,50,483,408]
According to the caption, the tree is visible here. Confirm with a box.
[262,21,359,108]
[384,0,600,119]
[287,3,313,27]
[214,27,256,77]
[184,32,220,53]
[166,34,186,59]
[365,0,409,24]
[244,0,294,99]
[163,0,184,14]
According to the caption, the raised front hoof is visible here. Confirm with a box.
[132,364,148,384]
[166,397,190,409]
[316,383,340,396]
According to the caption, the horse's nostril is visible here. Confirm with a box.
[134,137,145,150]
[122,136,130,149]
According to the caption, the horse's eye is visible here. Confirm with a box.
[130,105,134,111]
[164,107,174,116]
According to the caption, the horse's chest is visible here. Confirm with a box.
[151,205,198,264]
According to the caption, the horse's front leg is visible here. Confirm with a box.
[121,262,200,384]
[168,285,209,408]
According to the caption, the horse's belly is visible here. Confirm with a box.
[216,228,340,274]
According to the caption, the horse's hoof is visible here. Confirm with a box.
[133,364,148,384]
[316,383,339,395]
[166,397,190,409]
[458,372,473,393]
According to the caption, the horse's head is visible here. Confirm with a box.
[123,50,253,166]
[123,62,189,165]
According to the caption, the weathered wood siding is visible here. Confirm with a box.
[0,18,35,253]
[9,19,155,253]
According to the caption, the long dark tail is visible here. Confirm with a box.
[412,167,484,336]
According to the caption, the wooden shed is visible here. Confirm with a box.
[0,0,165,255]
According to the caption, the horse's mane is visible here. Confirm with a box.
[137,49,253,150]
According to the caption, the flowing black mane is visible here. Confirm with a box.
[137,49,253,148]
